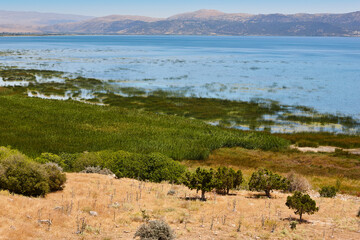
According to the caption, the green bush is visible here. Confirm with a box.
[59,153,80,172]
[74,150,186,183]
[35,152,67,169]
[43,162,66,192]
[296,140,319,148]
[214,167,243,195]
[286,191,319,222]
[0,146,66,197]
[0,155,50,197]
[319,186,337,198]
[248,168,289,198]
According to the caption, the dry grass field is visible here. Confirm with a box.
[1,173,359,240]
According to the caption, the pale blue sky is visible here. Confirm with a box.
[2,0,360,17]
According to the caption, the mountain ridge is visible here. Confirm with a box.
[1,9,360,36]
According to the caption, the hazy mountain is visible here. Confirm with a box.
[2,9,360,36]
[0,10,93,33]
[41,15,163,34]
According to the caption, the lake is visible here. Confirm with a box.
[0,35,359,119]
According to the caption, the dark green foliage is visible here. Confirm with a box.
[0,155,50,197]
[296,140,319,148]
[286,191,319,221]
[0,95,289,160]
[290,221,297,230]
[72,150,186,183]
[277,132,360,149]
[319,186,337,198]
[214,167,243,194]
[248,168,289,197]
[183,167,215,201]
[134,220,175,240]
[43,162,67,192]
[58,153,80,172]
[0,147,66,197]
[35,153,67,169]
[138,153,186,183]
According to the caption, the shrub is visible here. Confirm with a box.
[248,168,288,197]
[59,152,80,172]
[286,172,311,192]
[214,167,243,194]
[134,220,175,240]
[43,162,67,192]
[71,152,103,172]
[139,153,186,183]
[334,148,350,157]
[290,221,297,230]
[183,167,215,201]
[80,166,114,176]
[319,186,337,198]
[0,155,50,197]
[286,191,319,222]
[99,150,186,183]
[296,140,319,148]
[0,147,66,197]
[35,152,66,169]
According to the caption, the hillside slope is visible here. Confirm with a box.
[0,173,359,239]
[41,9,360,36]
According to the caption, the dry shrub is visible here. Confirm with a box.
[287,172,311,192]
[134,220,175,240]
[80,166,114,176]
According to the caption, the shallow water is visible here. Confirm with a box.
[0,35,359,118]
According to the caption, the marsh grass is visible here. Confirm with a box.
[276,132,360,149]
[0,95,288,159]
[2,68,359,134]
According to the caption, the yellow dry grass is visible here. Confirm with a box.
[1,173,359,240]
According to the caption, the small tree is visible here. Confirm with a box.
[286,191,319,222]
[248,168,288,197]
[183,167,214,201]
[214,167,243,195]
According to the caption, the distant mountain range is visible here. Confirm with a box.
[1,9,360,36]
[0,10,93,33]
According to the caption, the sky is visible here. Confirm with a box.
[1,0,360,17]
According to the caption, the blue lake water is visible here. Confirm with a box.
[0,35,359,119]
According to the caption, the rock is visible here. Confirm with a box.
[89,211,98,216]
[167,189,176,196]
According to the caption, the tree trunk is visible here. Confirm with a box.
[201,190,206,201]
[265,189,271,198]
[299,212,303,222]
[226,188,230,195]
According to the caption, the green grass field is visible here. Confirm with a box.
[0,94,288,159]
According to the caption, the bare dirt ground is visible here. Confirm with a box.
[1,173,360,240]
[290,145,360,155]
